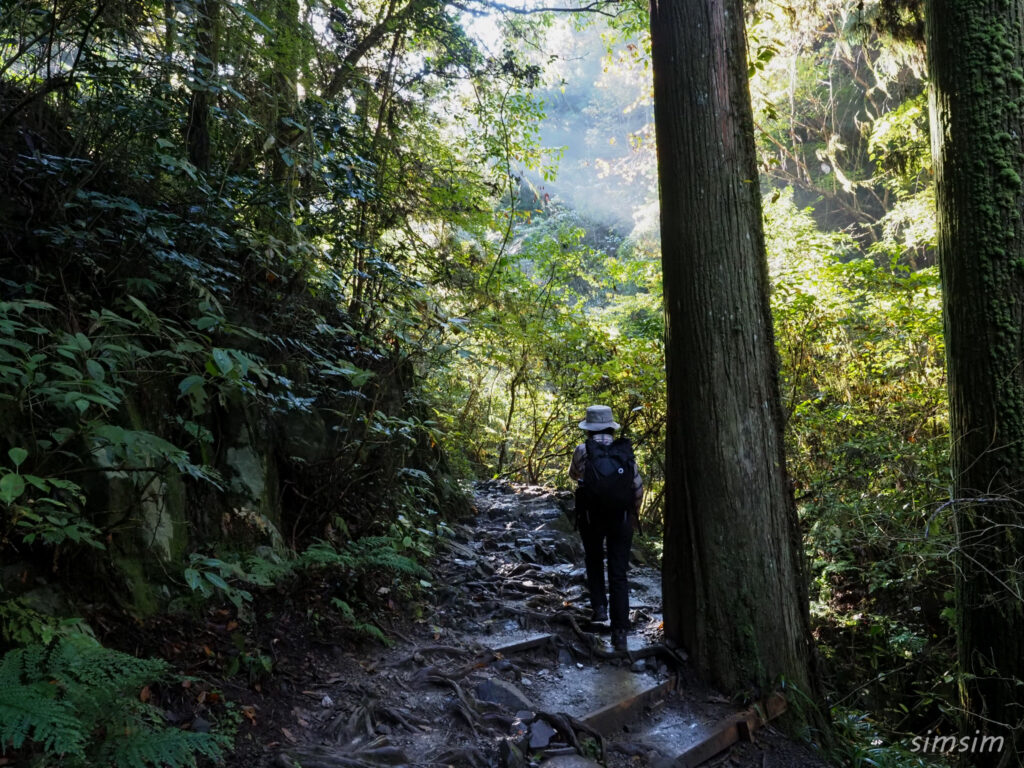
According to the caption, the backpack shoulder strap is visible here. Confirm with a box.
[610,437,635,461]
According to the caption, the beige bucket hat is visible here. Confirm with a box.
[578,404,620,431]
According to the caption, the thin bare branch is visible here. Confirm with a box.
[449,0,621,17]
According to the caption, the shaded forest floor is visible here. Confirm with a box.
[110,484,832,768]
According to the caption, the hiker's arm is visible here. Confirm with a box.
[569,443,586,483]
[631,463,643,530]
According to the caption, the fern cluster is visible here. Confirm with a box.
[0,634,227,767]
[177,538,429,645]
[301,537,429,580]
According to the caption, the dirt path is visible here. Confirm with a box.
[259,483,828,768]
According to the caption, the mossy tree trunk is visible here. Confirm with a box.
[649,0,820,704]
[926,1,1024,762]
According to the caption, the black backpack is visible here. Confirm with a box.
[580,437,636,518]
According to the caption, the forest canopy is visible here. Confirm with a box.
[1,0,1012,765]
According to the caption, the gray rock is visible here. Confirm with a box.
[554,539,579,561]
[528,719,557,750]
[533,541,556,563]
[476,678,535,712]
[518,545,538,563]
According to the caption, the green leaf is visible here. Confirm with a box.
[184,568,203,591]
[0,473,26,504]
[8,447,28,468]
[85,359,105,383]
[179,375,205,396]
[73,332,91,352]
[211,348,234,376]
[126,295,158,325]
[204,572,229,591]
[23,475,49,492]
[238,6,272,31]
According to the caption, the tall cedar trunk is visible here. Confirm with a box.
[185,0,218,172]
[271,0,300,190]
[926,0,1024,761]
[649,0,818,700]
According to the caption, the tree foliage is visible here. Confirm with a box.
[1,0,1014,763]
[0,0,549,761]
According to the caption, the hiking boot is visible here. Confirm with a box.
[611,629,628,651]
[590,606,608,623]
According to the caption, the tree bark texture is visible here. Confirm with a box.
[926,0,1024,760]
[649,0,818,700]
[186,0,219,172]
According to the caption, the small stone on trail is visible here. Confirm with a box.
[557,648,574,666]
[320,694,334,707]
[630,660,647,673]
[515,709,535,723]
[543,746,577,757]
[542,756,603,767]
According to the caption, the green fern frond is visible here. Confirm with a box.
[0,635,226,767]
[348,537,430,579]
[98,721,228,768]
[300,539,355,568]
[330,599,389,644]
[242,550,296,586]
[49,633,168,691]
[0,676,86,756]
[301,537,429,580]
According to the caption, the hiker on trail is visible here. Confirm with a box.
[569,404,643,651]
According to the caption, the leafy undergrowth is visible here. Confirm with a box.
[0,529,444,767]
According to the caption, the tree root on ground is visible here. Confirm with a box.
[408,665,506,738]
[430,745,490,767]
[323,695,431,742]
[535,710,606,763]
[278,736,409,768]
[386,643,477,669]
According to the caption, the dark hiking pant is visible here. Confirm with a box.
[579,506,633,631]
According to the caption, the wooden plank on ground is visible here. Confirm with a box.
[673,693,788,767]
[580,676,675,734]
[675,721,742,767]
[489,634,555,655]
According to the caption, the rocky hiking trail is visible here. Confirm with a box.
[264,483,828,768]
